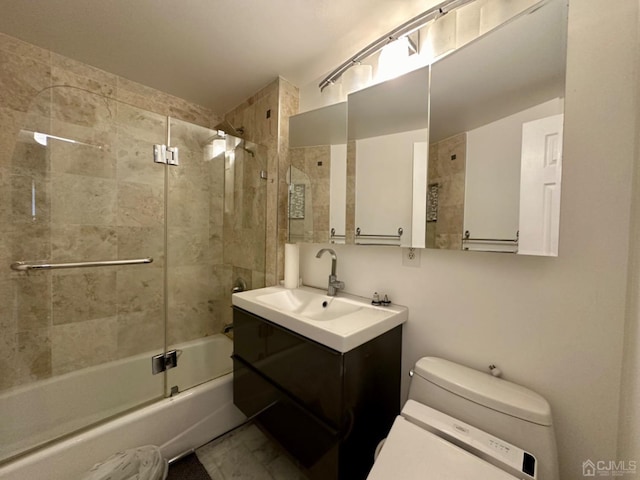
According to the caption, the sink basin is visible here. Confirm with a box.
[299,297,362,321]
[232,286,408,352]
[256,289,363,321]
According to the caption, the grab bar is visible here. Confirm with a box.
[10,257,153,272]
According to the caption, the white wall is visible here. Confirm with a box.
[297,1,639,478]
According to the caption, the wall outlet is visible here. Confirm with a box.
[402,247,421,267]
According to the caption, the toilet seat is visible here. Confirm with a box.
[366,416,518,480]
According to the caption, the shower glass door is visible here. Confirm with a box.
[0,86,167,462]
[165,118,267,395]
[1,86,268,463]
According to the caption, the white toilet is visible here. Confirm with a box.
[367,357,559,480]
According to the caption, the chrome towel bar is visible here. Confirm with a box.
[10,257,153,272]
[462,230,518,244]
[355,227,404,246]
[355,227,403,239]
[462,238,519,243]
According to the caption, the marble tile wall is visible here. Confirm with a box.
[0,28,291,395]
[224,77,299,287]
[277,79,300,283]
[0,31,223,390]
[426,132,467,249]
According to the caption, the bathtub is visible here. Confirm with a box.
[0,334,246,480]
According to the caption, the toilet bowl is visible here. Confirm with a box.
[367,357,559,480]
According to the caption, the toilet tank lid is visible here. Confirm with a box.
[413,357,553,426]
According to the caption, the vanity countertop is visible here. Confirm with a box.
[232,285,408,352]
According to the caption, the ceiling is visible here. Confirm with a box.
[0,0,429,114]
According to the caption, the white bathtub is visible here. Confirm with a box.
[0,334,246,480]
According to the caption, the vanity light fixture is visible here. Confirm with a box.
[376,36,413,82]
[318,0,475,92]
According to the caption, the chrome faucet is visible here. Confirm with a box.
[315,248,345,296]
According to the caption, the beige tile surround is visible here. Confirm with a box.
[0,31,291,392]
[224,77,299,287]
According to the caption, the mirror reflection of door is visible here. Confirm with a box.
[519,113,564,256]
[428,0,568,255]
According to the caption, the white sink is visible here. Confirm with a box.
[256,289,362,321]
[232,286,408,352]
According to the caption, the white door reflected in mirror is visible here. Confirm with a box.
[519,114,563,256]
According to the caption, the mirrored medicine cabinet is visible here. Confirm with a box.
[288,0,568,256]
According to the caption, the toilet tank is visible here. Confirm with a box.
[409,357,559,480]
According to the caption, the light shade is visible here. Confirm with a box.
[376,37,411,82]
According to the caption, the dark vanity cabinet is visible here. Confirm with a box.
[232,306,402,480]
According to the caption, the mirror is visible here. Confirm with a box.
[288,102,348,243]
[348,67,429,247]
[428,0,567,255]
[289,0,568,256]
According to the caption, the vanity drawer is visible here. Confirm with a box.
[233,357,340,478]
[233,307,344,427]
[233,357,279,418]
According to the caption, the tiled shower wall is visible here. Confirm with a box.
[0,32,233,391]
[224,77,299,286]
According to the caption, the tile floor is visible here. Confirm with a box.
[195,422,309,480]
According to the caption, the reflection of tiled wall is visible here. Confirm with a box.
[346,141,356,245]
[289,145,331,243]
[427,133,466,249]
[0,32,219,391]
[224,77,299,286]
